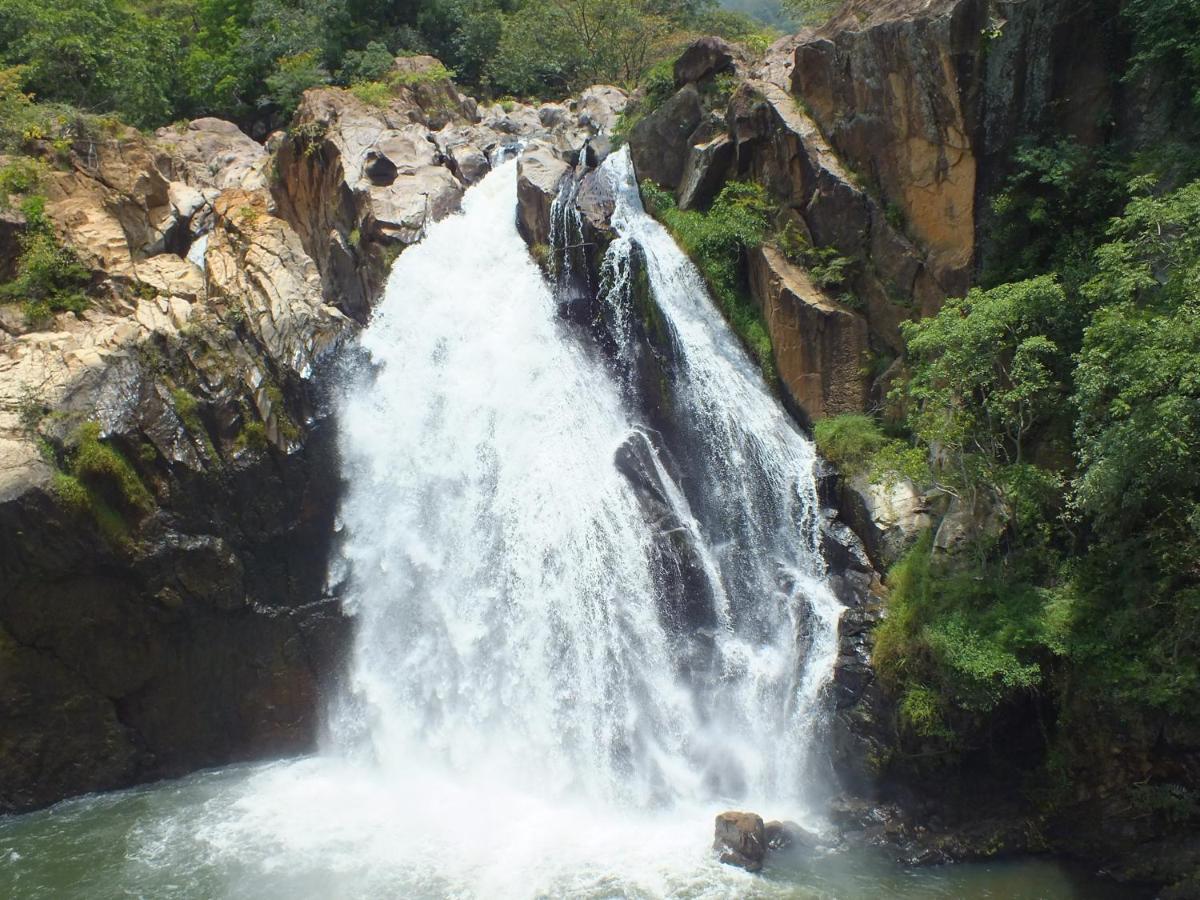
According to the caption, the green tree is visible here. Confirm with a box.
[0,0,179,126]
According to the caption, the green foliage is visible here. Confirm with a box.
[983,141,1126,288]
[172,387,222,461]
[234,420,269,452]
[49,421,154,547]
[1123,0,1200,112]
[265,50,329,118]
[899,275,1076,518]
[71,421,153,513]
[338,40,394,84]
[487,0,696,95]
[776,220,856,302]
[0,156,45,201]
[813,413,928,485]
[0,195,91,326]
[880,168,1200,789]
[641,178,777,381]
[0,0,179,126]
[874,532,1055,737]
[388,62,455,87]
[0,0,725,128]
[779,0,839,27]
[348,81,392,108]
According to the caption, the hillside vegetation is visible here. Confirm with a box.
[0,0,775,130]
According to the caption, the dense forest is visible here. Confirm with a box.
[0,0,797,132]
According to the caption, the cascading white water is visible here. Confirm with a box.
[594,148,844,803]
[326,148,842,814]
[327,155,705,808]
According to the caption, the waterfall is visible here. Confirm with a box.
[165,153,844,897]
[329,148,842,808]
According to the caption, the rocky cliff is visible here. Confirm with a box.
[0,64,613,813]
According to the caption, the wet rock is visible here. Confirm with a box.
[714,811,766,872]
[764,819,817,851]
[628,85,704,190]
[614,430,716,632]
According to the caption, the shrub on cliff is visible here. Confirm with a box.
[0,195,91,326]
[641,178,777,380]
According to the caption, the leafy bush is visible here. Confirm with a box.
[266,51,329,118]
[0,155,45,200]
[338,40,393,85]
[0,195,91,326]
[388,62,455,87]
[348,81,392,108]
[874,532,1056,740]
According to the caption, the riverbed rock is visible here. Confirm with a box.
[714,811,767,872]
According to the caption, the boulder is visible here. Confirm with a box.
[933,494,1004,555]
[747,245,868,422]
[577,85,629,133]
[677,134,733,210]
[628,85,704,190]
[153,118,268,192]
[674,36,747,87]
[714,811,767,872]
[840,473,933,569]
[764,819,817,851]
[515,146,570,248]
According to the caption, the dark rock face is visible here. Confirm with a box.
[747,245,869,421]
[515,147,570,249]
[0,412,348,813]
[628,85,704,190]
[713,811,767,872]
[793,0,1125,294]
